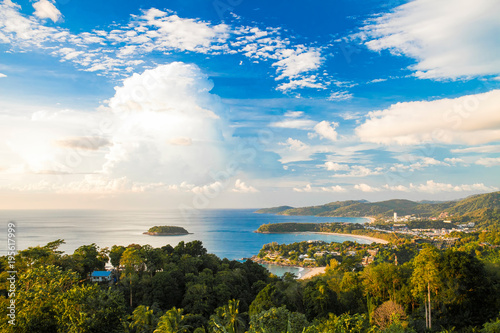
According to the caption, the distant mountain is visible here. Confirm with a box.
[256,191,500,227]
[255,206,294,214]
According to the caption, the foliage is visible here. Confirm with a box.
[208,299,245,333]
[257,191,500,227]
[146,226,189,235]
[248,306,309,333]
[2,236,500,333]
[154,307,189,333]
[311,313,371,333]
[372,301,407,329]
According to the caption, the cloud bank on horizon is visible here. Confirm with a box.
[0,0,499,209]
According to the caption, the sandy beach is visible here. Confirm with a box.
[310,232,389,244]
[299,267,326,280]
[364,216,376,223]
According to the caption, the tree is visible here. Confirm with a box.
[209,299,245,333]
[121,247,144,307]
[1,265,78,332]
[309,313,370,333]
[128,305,161,333]
[56,284,126,333]
[155,307,189,333]
[0,264,126,333]
[248,284,285,317]
[72,243,109,278]
[248,306,309,333]
[372,300,407,329]
[303,279,339,320]
[439,250,494,328]
[411,246,441,330]
[110,245,126,269]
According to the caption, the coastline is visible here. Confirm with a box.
[364,216,376,223]
[309,231,389,244]
[299,267,326,280]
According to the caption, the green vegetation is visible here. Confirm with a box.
[1,233,500,332]
[256,222,400,242]
[255,206,294,214]
[145,226,190,235]
[257,191,500,228]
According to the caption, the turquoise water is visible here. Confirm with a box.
[0,209,370,276]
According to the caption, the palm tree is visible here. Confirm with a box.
[154,307,189,333]
[129,305,158,333]
[209,299,245,333]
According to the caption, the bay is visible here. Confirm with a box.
[0,209,371,276]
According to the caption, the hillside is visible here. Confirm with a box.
[143,225,190,235]
[255,206,294,214]
[256,191,500,227]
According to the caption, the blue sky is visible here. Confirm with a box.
[0,0,499,209]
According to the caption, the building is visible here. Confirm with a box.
[394,212,397,222]
[90,271,112,282]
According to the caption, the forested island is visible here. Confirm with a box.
[144,225,190,236]
[2,231,500,332]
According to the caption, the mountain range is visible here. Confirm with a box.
[256,191,500,227]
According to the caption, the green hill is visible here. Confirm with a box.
[256,191,500,227]
[144,226,190,235]
[255,206,295,214]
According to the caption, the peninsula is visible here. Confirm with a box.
[143,226,190,236]
[255,191,500,229]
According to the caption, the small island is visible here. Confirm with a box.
[143,226,190,236]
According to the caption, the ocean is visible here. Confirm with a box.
[0,209,370,277]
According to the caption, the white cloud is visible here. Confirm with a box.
[409,157,447,170]
[444,157,464,164]
[324,162,350,171]
[383,184,410,192]
[369,78,387,83]
[321,185,347,193]
[102,63,230,185]
[0,3,328,90]
[273,49,323,80]
[410,180,497,194]
[33,0,62,23]
[362,0,500,79]
[328,91,353,101]
[476,157,500,167]
[276,76,326,92]
[270,119,316,130]
[354,183,380,192]
[356,90,500,145]
[0,73,6,78]
[275,139,334,164]
[313,121,339,141]
[278,138,309,152]
[134,8,229,54]
[232,179,259,193]
[293,184,312,192]
[334,165,382,178]
[292,184,347,193]
[283,111,304,118]
[451,145,500,154]
[0,63,236,193]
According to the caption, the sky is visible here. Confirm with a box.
[0,0,499,210]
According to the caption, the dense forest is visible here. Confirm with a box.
[145,226,190,235]
[1,232,500,332]
[256,222,401,242]
[256,191,500,228]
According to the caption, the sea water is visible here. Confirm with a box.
[0,209,370,276]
